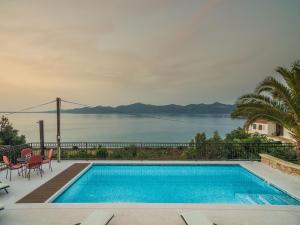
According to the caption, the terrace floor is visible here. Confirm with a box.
[0,160,300,225]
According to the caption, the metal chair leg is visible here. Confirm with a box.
[5,169,8,179]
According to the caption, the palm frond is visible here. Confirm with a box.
[254,76,300,119]
[233,103,296,126]
[232,61,300,143]
[235,93,288,112]
[291,61,300,99]
[276,64,300,103]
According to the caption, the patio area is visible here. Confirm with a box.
[0,160,300,225]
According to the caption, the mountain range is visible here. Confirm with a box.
[60,102,235,114]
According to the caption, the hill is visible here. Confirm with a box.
[61,102,234,114]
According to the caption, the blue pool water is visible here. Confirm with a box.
[53,164,300,205]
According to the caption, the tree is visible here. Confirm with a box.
[189,132,206,150]
[0,116,26,145]
[195,132,206,143]
[231,61,300,159]
[209,131,222,142]
[224,127,250,141]
[224,127,270,143]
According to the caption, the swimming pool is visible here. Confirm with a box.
[52,164,300,205]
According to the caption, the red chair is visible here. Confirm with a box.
[3,156,23,181]
[21,148,32,159]
[42,149,53,171]
[26,155,43,180]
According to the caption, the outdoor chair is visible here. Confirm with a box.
[3,156,23,181]
[26,155,43,180]
[180,211,216,225]
[0,181,9,194]
[42,149,53,171]
[74,210,114,225]
[21,148,33,160]
[20,148,33,174]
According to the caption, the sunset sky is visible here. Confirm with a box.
[1,0,300,110]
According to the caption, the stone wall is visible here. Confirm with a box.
[260,153,300,177]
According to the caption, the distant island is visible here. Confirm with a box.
[59,102,235,114]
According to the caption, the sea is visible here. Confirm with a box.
[6,113,245,143]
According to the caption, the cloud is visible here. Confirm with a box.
[0,0,300,109]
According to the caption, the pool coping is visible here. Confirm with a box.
[46,163,93,203]
[44,161,300,205]
[239,164,300,203]
[17,163,90,203]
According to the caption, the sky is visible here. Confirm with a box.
[0,0,300,110]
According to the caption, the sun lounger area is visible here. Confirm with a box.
[0,182,9,194]
[76,210,114,225]
[181,211,215,225]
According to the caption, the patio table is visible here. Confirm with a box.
[16,157,27,164]
[16,157,28,177]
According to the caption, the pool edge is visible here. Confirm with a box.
[48,161,300,205]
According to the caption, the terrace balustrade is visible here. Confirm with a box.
[0,142,297,163]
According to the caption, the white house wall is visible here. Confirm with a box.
[267,123,276,136]
[283,128,294,140]
[249,121,295,143]
[248,122,270,135]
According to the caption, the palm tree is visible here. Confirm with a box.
[231,61,300,160]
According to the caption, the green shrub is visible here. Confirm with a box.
[181,148,199,160]
[265,145,296,160]
[130,148,137,158]
[124,145,138,157]
[109,149,125,159]
[96,149,108,159]
[76,150,94,159]
[136,150,148,159]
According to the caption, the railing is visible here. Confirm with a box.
[29,142,192,149]
[0,142,296,162]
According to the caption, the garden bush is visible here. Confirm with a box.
[96,149,108,159]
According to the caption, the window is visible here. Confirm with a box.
[252,124,257,129]
[258,125,263,130]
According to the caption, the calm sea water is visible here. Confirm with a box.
[7,113,244,142]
